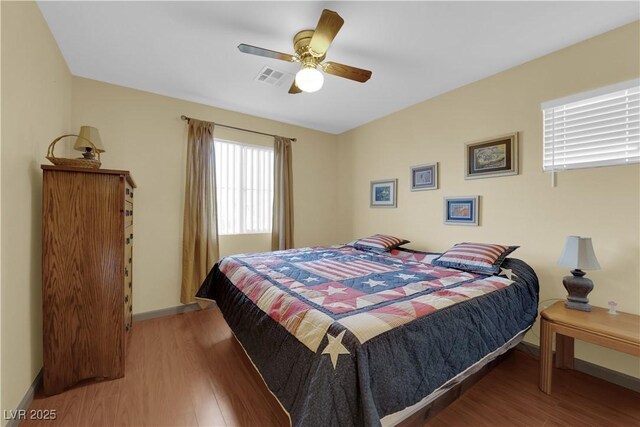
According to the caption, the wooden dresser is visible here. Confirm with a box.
[41,165,136,395]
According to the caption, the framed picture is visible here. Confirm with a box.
[410,163,438,191]
[370,179,397,208]
[464,132,518,179]
[443,196,479,226]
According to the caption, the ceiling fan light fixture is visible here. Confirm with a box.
[238,9,371,95]
[295,66,324,93]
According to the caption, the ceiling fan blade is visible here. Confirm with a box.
[309,10,344,56]
[238,44,297,62]
[288,81,302,94]
[323,62,372,83]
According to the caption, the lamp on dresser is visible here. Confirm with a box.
[557,236,601,312]
[74,125,105,160]
[46,125,105,169]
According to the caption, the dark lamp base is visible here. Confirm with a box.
[81,148,96,160]
[564,300,592,312]
[563,269,593,312]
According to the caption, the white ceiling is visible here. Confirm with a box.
[38,1,639,134]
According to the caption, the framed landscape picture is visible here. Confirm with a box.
[443,196,479,226]
[465,132,518,179]
[410,163,438,191]
[370,179,397,208]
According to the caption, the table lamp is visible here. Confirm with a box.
[557,236,601,312]
[74,126,105,160]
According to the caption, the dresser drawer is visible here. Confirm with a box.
[125,201,133,228]
[124,289,132,331]
[125,229,134,246]
[124,241,132,288]
[125,183,134,203]
[125,237,133,268]
[124,225,133,332]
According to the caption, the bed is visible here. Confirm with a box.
[196,244,539,426]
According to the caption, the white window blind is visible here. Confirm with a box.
[542,79,640,171]
[214,139,274,235]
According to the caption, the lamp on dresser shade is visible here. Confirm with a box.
[557,236,601,312]
[74,126,105,160]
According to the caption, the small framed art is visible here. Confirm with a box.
[465,132,518,179]
[410,163,438,191]
[443,196,479,226]
[370,179,397,208]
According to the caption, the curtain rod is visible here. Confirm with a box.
[180,115,297,142]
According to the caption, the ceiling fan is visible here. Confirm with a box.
[238,9,372,94]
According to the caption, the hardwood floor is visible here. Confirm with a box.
[24,308,640,426]
[427,348,640,427]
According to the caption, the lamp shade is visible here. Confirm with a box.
[74,126,105,153]
[557,236,601,270]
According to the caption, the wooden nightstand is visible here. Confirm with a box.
[538,301,640,394]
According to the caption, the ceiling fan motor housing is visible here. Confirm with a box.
[294,30,326,64]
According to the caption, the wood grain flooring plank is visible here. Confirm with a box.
[206,338,273,426]
[189,312,266,427]
[114,376,146,426]
[188,374,226,427]
[77,379,122,427]
[29,384,88,427]
[554,368,640,421]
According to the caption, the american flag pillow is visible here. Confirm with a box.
[351,234,410,251]
[433,242,518,274]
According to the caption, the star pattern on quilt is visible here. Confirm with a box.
[279,267,291,271]
[395,273,417,280]
[363,279,386,288]
[303,277,319,283]
[324,286,347,295]
[321,330,350,369]
[499,268,517,280]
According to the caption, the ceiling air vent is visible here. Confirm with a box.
[254,66,290,87]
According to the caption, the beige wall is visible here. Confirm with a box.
[0,1,72,421]
[70,77,341,314]
[337,22,640,377]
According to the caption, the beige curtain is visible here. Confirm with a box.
[272,136,294,250]
[180,119,219,303]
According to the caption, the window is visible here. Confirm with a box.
[215,139,273,235]
[542,79,639,171]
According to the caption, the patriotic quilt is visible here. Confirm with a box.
[196,245,539,427]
